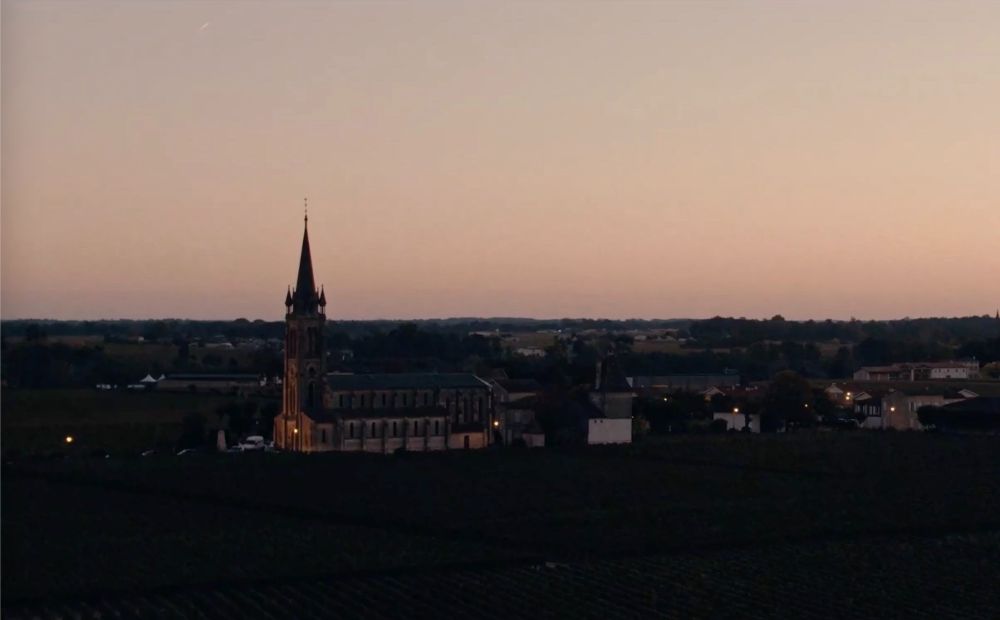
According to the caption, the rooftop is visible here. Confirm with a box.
[327,373,491,391]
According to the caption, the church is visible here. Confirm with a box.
[273,215,494,453]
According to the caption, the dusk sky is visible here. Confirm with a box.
[3,1,998,321]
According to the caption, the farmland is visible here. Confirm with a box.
[0,389,276,455]
[3,432,1000,617]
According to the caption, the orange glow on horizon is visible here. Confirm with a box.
[2,2,998,321]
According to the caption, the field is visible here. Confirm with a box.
[0,389,268,455]
[630,339,685,354]
[3,433,1000,617]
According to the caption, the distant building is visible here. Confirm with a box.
[587,357,634,444]
[629,373,740,392]
[713,411,761,433]
[157,373,263,394]
[497,396,546,448]
[853,361,980,382]
[273,215,494,453]
[493,378,545,446]
[853,387,972,430]
[513,347,546,358]
[824,384,845,402]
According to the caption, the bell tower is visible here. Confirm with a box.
[276,203,327,451]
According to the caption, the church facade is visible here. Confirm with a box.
[274,217,494,453]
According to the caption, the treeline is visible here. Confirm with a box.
[0,317,692,341]
[4,316,999,389]
[689,315,999,347]
[4,315,996,343]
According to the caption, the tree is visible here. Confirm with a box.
[762,371,815,431]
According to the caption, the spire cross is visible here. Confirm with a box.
[304,197,308,224]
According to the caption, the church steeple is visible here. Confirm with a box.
[291,202,321,315]
[277,201,328,452]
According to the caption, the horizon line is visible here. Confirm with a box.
[2,313,998,324]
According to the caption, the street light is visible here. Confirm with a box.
[733,407,740,414]
[65,436,74,444]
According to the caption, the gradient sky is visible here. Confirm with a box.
[3,1,999,321]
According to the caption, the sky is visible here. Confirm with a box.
[3,1,999,321]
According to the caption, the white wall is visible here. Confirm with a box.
[587,418,632,444]
[930,367,971,379]
[523,433,545,448]
[713,412,760,433]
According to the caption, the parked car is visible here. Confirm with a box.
[236,435,267,451]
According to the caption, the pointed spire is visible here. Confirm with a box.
[319,285,327,307]
[285,286,293,308]
[291,201,320,314]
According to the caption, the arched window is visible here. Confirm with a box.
[434,420,440,435]
[413,420,418,434]
[349,422,355,438]
[371,422,377,436]
[392,421,397,436]
[307,382,315,408]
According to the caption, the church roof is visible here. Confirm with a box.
[327,373,491,391]
[309,405,450,422]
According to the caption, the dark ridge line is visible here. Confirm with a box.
[3,523,999,611]
[4,465,1000,608]
[587,451,865,479]
[2,466,540,553]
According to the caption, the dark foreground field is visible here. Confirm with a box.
[4,433,1000,618]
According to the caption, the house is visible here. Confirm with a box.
[713,411,761,433]
[586,357,634,444]
[701,386,726,400]
[587,415,632,444]
[824,384,845,401]
[513,347,546,358]
[852,390,888,429]
[853,361,980,382]
[499,396,546,447]
[881,390,966,430]
[854,387,972,430]
[492,378,544,447]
